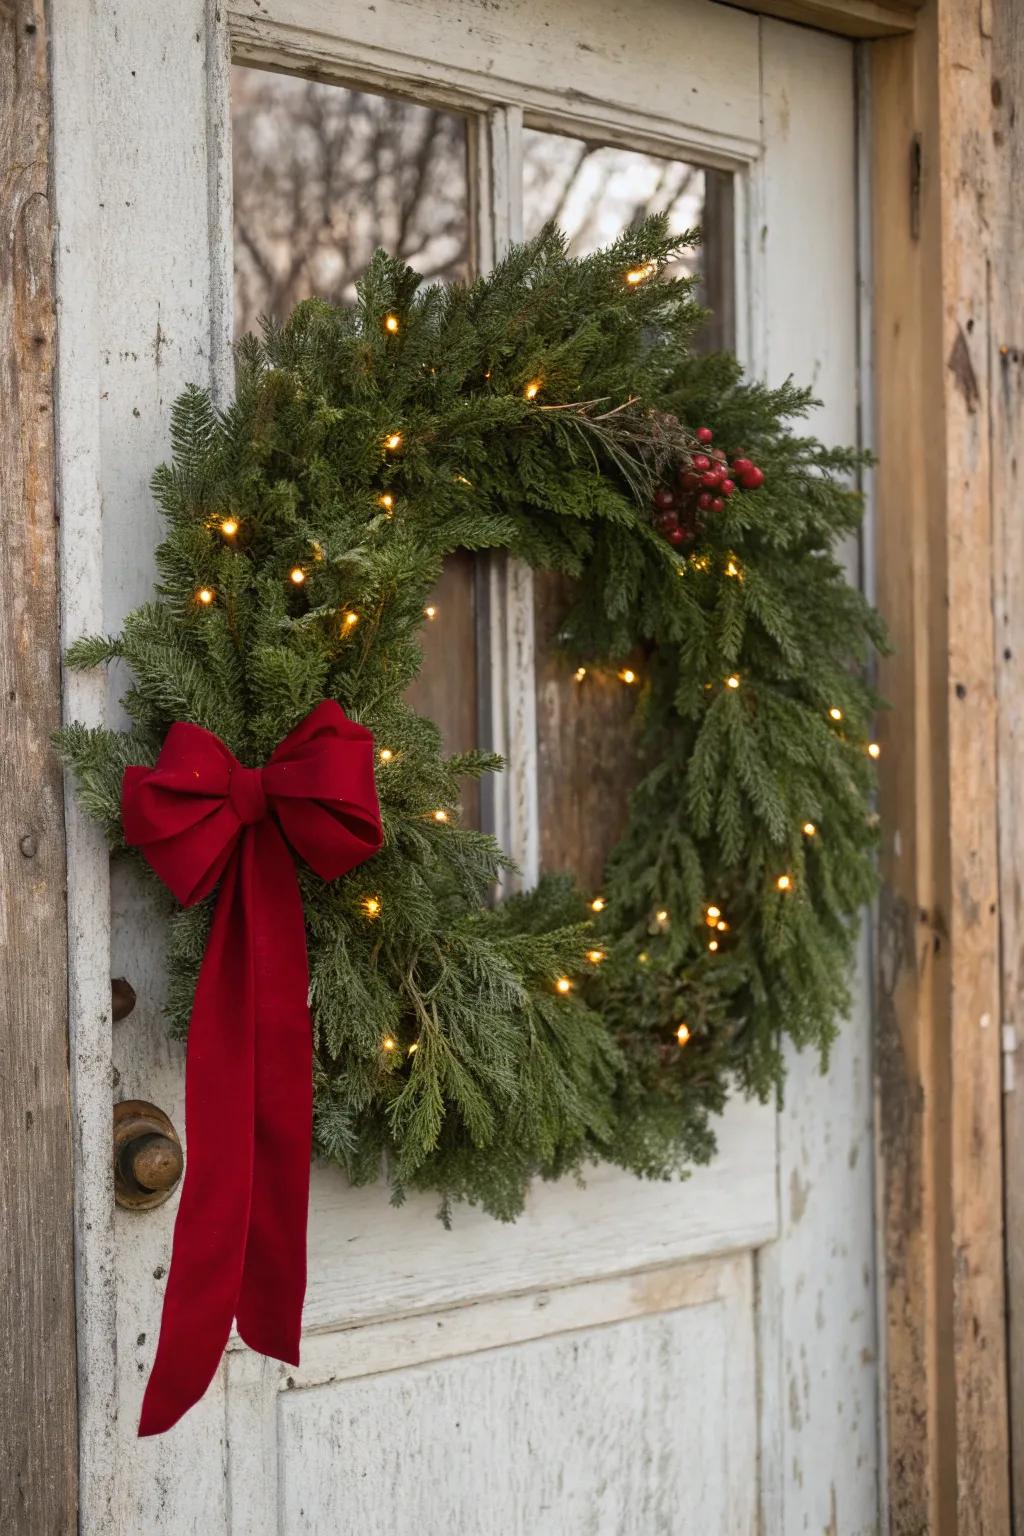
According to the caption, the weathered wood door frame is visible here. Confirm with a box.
[870,2,1019,1532]
[0,3,78,1533]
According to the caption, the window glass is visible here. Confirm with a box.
[523,129,733,887]
[233,68,471,333]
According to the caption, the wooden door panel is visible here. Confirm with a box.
[226,1255,757,1536]
[303,1095,776,1331]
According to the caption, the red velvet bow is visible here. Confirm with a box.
[122,701,383,1437]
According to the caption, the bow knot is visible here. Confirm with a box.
[229,763,267,826]
[120,700,383,1437]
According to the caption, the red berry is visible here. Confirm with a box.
[695,426,714,445]
[653,487,676,511]
[691,454,711,473]
[697,492,713,512]
[712,448,727,463]
[711,497,725,514]
[738,465,765,491]
[656,511,680,533]
[720,478,736,497]
[700,470,720,489]
[731,457,753,476]
[678,469,700,492]
[667,527,686,546]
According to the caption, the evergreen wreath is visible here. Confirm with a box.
[59,218,884,1222]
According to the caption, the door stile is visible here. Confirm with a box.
[473,104,543,889]
[51,3,120,1528]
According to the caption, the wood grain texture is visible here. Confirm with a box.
[990,1,1024,1527]
[275,1256,758,1536]
[534,571,640,890]
[229,0,763,160]
[0,2,78,1531]
[728,0,922,40]
[754,26,880,1536]
[404,552,481,829]
[872,3,1012,1530]
[225,1255,754,1535]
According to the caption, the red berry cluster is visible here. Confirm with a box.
[651,425,766,549]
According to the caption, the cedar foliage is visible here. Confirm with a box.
[58,219,883,1220]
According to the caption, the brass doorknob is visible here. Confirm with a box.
[113,1100,183,1210]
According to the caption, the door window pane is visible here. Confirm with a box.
[231,68,480,826]
[232,68,471,334]
[522,129,734,888]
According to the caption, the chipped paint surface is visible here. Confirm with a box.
[54,2,879,1530]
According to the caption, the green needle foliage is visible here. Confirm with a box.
[58,217,884,1221]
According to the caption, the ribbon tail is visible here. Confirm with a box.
[138,849,257,1438]
[235,821,313,1363]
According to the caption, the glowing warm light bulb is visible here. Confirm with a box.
[676,1023,691,1046]
[829,706,843,722]
[424,605,437,620]
[655,909,669,925]
[433,809,449,823]
[342,611,359,630]
[725,674,741,690]
[725,558,741,578]
[716,920,729,932]
[195,587,215,606]
[408,1041,419,1054]
[378,493,394,511]
[587,949,606,965]
[524,380,542,400]
[384,432,403,451]
[867,741,881,759]
[362,895,382,918]
[708,939,719,953]
[382,1037,397,1052]
[706,905,721,922]
[379,748,394,763]
[803,821,817,837]
[574,666,587,682]
[591,897,606,913]
[776,874,792,892]
[619,668,637,685]
[384,314,400,333]
[555,976,573,995]
[289,567,306,585]
[220,517,239,538]
[625,262,657,286]
[638,951,649,965]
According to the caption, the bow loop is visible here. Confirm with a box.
[121,701,383,1437]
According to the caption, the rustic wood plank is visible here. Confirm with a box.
[872,3,1012,1530]
[990,0,1024,1526]
[534,570,640,891]
[755,23,881,1535]
[405,552,482,830]
[0,2,78,1531]
[728,0,922,39]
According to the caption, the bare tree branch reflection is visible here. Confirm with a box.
[232,69,471,334]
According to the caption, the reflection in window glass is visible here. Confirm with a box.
[232,67,471,335]
[230,68,480,826]
[523,130,705,275]
[523,128,733,888]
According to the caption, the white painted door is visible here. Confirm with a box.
[52,3,878,1532]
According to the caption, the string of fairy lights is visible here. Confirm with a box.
[191,262,880,1062]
